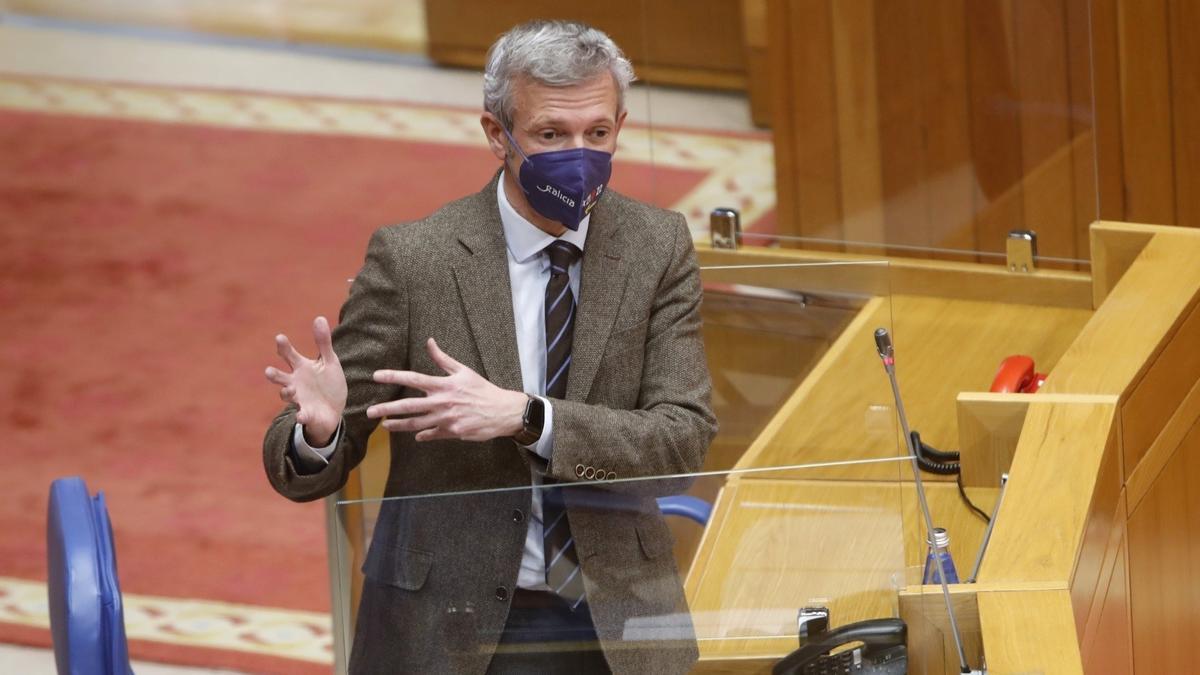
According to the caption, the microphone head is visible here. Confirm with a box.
[874,327,893,359]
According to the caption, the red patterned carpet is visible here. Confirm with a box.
[0,88,723,671]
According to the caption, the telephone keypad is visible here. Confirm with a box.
[800,644,906,675]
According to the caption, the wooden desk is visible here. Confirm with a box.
[681,222,1200,674]
[330,222,1200,675]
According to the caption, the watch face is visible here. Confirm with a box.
[511,396,545,445]
[524,396,545,432]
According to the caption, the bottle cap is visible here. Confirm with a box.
[927,527,950,549]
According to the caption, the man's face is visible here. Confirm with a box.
[480,71,627,234]
[484,71,626,167]
[510,71,624,157]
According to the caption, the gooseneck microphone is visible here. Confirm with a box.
[873,328,979,675]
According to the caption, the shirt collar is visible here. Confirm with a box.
[498,171,589,265]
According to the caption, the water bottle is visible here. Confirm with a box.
[922,527,960,584]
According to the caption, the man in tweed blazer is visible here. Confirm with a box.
[263,20,715,674]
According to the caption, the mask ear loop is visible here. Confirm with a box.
[501,126,532,164]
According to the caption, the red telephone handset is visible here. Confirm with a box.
[990,355,1046,393]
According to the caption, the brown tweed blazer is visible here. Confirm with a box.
[263,172,717,674]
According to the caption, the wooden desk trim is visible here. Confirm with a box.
[977,589,1084,674]
[976,399,1120,585]
[697,244,1093,309]
[955,392,1119,488]
[1090,221,1200,308]
[1043,232,1200,397]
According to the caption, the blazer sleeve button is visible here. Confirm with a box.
[494,586,508,601]
[575,464,586,477]
[584,467,596,480]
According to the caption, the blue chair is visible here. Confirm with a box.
[47,477,134,675]
[656,495,712,525]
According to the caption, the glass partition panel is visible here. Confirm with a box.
[331,461,913,673]
[637,0,1098,270]
[343,260,900,506]
[324,259,925,672]
[697,260,899,479]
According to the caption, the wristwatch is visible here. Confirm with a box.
[512,395,545,446]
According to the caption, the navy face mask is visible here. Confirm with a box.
[504,127,613,231]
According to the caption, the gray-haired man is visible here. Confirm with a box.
[263,20,716,674]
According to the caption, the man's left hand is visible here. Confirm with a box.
[367,338,528,442]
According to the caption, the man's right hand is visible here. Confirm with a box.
[265,316,347,447]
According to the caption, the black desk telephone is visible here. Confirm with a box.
[773,609,907,675]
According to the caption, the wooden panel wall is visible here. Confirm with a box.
[1077,500,1134,675]
[768,0,1200,260]
[1127,419,1200,675]
[741,0,772,127]
[1089,0,1200,228]
[768,0,1096,260]
[4,0,429,53]
[424,0,750,91]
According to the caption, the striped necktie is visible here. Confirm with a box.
[541,239,585,609]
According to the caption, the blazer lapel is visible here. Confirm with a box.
[451,186,525,394]
[567,198,630,402]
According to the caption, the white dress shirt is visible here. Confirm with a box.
[294,171,588,590]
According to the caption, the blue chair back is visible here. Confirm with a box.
[656,495,712,525]
[47,477,134,675]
